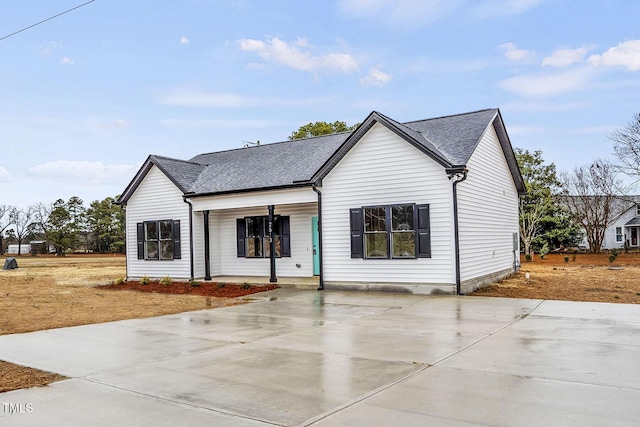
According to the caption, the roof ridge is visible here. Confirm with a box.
[150,154,203,166]
[191,131,350,161]
[402,108,497,125]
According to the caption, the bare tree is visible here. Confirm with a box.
[30,202,52,241]
[559,159,628,253]
[610,112,640,179]
[0,205,13,254]
[8,207,34,255]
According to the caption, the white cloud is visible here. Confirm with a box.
[338,0,459,28]
[0,166,10,181]
[588,39,640,71]
[503,100,589,113]
[499,42,536,63]
[158,118,286,129]
[469,0,545,19]
[542,47,589,68]
[40,41,62,56]
[360,68,392,87]
[153,88,332,108]
[180,36,189,44]
[27,161,138,185]
[499,68,593,97]
[238,37,358,74]
[98,119,130,130]
[61,57,75,65]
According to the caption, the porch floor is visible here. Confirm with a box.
[207,275,320,290]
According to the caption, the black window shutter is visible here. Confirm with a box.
[137,222,144,259]
[236,218,246,257]
[280,216,291,257]
[349,208,364,258]
[416,204,431,258]
[173,220,181,259]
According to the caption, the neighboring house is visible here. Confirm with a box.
[118,109,525,294]
[7,244,31,254]
[598,196,640,250]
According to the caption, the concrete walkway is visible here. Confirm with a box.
[0,289,639,426]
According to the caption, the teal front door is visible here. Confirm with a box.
[312,216,320,276]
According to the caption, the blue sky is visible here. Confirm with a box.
[1,0,639,208]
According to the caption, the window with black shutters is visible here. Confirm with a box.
[136,220,181,260]
[350,204,430,259]
[236,216,291,258]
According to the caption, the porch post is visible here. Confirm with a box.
[268,205,277,283]
[203,210,211,281]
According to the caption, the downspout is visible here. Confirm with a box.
[448,168,468,295]
[182,197,195,281]
[312,183,324,290]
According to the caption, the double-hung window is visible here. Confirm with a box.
[351,204,430,259]
[237,216,290,258]
[616,227,623,243]
[136,220,181,260]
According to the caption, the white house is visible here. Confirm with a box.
[599,196,640,250]
[118,109,525,294]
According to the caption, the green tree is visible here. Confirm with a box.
[288,120,359,140]
[66,196,87,252]
[86,197,125,253]
[516,149,582,255]
[45,199,74,255]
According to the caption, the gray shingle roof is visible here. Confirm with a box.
[405,109,499,165]
[119,108,521,202]
[187,132,348,194]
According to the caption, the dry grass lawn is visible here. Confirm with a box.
[472,252,640,304]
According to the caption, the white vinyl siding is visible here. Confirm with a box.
[321,123,454,288]
[456,124,518,284]
[126,166,191,279]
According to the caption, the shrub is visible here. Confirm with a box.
[217,283,226,289]
[609,248,619,264]
[160,276,172,286]
[113,277,125,285]
[525,254,532,262]
[189,279,200,287]
[572,253,577,262]
[539,243,549,260]
[242,283,252,290]
[564,256,569,263]
[140,276,150,285]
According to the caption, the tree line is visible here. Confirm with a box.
[519,112,640,255]
[0,196,124,255]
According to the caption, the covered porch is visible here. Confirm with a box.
[187,187,322,285]
[624,218,640,247]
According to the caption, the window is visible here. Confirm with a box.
[136,220,181,260]
[616,227,623,242]
[636,205,640,216]
[236,216,290,258]
[351,204,430,259]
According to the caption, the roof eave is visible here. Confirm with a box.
[183,182,315,199]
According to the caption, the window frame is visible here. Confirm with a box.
[236,215,291,258]
[355,203,430,260]
[616,226,623,242]
[137,219,181,261]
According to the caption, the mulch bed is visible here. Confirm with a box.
[98,281,278,298]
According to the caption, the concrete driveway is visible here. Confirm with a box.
[0,289,639,426]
